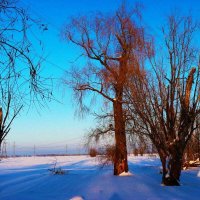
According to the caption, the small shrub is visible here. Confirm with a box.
[89,148,97,157]
[133,148,139,156]
[139,147,145,156]
[49,167,66,175]
[98,144,116,167]
[48,159,67,175]
[105,145,115,163]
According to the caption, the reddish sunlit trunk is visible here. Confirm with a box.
[113,93,128,175]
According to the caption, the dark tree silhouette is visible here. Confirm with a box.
[0,0,52,151]
[0,87,22,151]
[126,14,200,185]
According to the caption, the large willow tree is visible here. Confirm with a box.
[63,4,151,175]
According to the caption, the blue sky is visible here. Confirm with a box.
[5,0,200,155]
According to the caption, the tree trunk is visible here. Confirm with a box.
[113,99,128,175]
[0,108,2,151]
[161,152,183,186]
[158,151,168,183]
[0,136,2,157]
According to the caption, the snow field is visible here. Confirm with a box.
[0,155,200,200]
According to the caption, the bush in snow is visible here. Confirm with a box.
[133,148,139,156]
[48,159,67,175]
[89,148,97,157]
[97,144,116,167]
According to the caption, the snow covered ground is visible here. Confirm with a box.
[0,155,199,200]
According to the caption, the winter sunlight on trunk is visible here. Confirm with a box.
[63,3,152,175]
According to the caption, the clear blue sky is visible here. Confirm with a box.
[5,0,200,155]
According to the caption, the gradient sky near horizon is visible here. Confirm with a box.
[5,0,200,154]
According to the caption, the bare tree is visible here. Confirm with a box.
[126,14,200,185]
[184,117,200,162]
[0,0,52,149]
[0,87,22,152]
[63,3,151,175]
